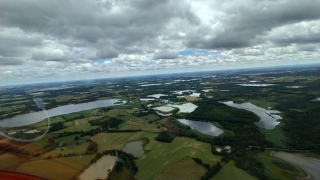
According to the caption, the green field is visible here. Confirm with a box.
[135,137,222,179]
[140,113,160,121]
[63,113,83,121]
[93,132,154,152]
[256,151,307,180]
[213,160,257,180]
[154,157,207,180]
[53,123,99,133]
[119,118,166,132]
[105,109,137,121]
[92,132,221,180]
[249,99,278,109]
[260,120,286,148]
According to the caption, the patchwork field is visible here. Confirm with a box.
[154,157,207,180]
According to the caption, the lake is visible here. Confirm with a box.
[0,99,121,127]
[177,118,223,136]
[222,101,281,129]
[122,140,145,158]
[168,103,198,113]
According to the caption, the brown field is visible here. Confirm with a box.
[15,156,90,180]
[184,96,199,102]
[154,157,207,180]
[0,153,26,169]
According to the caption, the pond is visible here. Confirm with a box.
[147,94,168,98]
[79,155,117,180]
[0,99,121,127]
[153,106,175,112]
[122,140,145,158]
[237,84,275,87]
[168,103,198,113]
[177,118,223,136]
[222,101,281,129]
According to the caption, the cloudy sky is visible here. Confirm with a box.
[1,0,319,85]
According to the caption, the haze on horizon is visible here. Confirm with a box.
[0,0,319,86]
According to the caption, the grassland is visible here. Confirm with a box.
[119,117,167,132]
[140,113,160,121]
[248,99,278,109]
[105,109,137,121]
[92,132,221,180]
[93,132,153,152]
[154,157,207,180]
[52,123,99,134]
[135,136,222,180]
[213,160,257,180]
[260,121,286,148]
[63,113,83,121]
[256,151,307,180]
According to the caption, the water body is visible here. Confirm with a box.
[0,99,120,127]
[272,151,320,180]
[168,103,198,113]
[222,101,281,129]
[147,94,168,98]
[122,140,145,158]
[177,118,223,136]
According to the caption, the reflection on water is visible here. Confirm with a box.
[177,118,223,136]
[222,101,281,129]
[122,140,145,158]
[0,99,120,127]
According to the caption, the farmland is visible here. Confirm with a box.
[0,65,319,180]
[154,157,207,180]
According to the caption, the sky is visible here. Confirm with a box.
[0,0,319,85]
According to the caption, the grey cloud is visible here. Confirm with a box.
[0,57,24,65]
[95,49,119,59]
[186,0,320,50]
[153,50,179,59]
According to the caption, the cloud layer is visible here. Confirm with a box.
[0,0,319,85]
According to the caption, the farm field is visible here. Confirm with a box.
[119,117,167,132]
[93,132,156,152]
[135,137,222,180]
[15,156,90,180]
[154,157,207,180]
[0,153,26,169]
[213,160,257,180]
